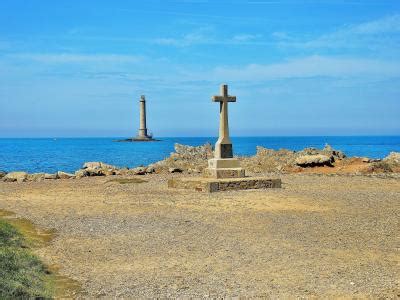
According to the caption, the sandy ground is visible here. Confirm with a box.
[0,174,399,298]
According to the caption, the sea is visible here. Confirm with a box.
[0,136,399,174]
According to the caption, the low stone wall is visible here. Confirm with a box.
[211,178,281,192]
[168,177,282,193]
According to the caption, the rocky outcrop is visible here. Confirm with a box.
[173,143,213,160]
[295,154,333,167]
[44,173,58,180]
[28,173,46,182]
[169,167,183,173]
[152,143,213,173]
[129,167,147,175]
[75,169,89,178]
[146,166,155,174]
[0,171,6,179]
[384,152,400,164]
[3,172,28,183]
[80,162,119,176]
[242,144,346,173]
[57,171,75,179]
[380,152,400,172]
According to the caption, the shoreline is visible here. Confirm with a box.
[1,136,399,174]
[1,143,399,182]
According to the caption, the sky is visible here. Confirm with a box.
[0,0,399,137]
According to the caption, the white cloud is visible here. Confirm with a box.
[153,26,265,46]
[153,26,214,47]
[351,14,400,34]
[232,34,261,42]
[271,31,291,40]
[212,55,400,81]
[293,14,400,50]
[7,53,143,64]
[154,32,210,46]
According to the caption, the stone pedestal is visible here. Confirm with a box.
[168,177,281,193]
[205,158,245,179]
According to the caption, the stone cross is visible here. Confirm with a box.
[212,84,236,159]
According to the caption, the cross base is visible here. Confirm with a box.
[205,158,245,179]
[168,177,281,193]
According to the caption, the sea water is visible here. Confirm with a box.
[0,136,399,173]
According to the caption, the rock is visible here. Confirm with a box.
[169,167,183,173]
[117,168,129,176]
[82,161,117,170]
[81,161,119,176]
[28,173,45,182]
[322,144,346,160]
[361,157,371,163]
[173,143,213,160]
[101,169,115,176]
[384,152,400,164]
[3,171,28,183]
[252,166,262,173]
[131,167,147,175]
[323,143,333,152]
[57,171,75,179]
[188,167,201,174]
[370,158,382,162]
[146,166,155,174]
[44,173,58,179]
[0,171,6,178]
[295,155,333,167]
[193,167,201,173]
[86,168,104,176]
[75,169,89,178]
[151,143,213,173]
[82,162,102,169]
[100,162,117,170]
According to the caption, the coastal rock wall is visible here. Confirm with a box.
[151,143,213,174]
[241,144,346,173]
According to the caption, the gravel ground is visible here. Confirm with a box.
[0,174,399,298]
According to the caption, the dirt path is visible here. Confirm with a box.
[0,174,399,298]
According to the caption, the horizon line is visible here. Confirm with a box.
[1,134,400,139]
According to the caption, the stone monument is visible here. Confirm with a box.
[168,84,281,192]
[206,84,245,178]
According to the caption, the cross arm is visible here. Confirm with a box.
[212,96,236,102]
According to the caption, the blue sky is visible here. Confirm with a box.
[0,0,399,137]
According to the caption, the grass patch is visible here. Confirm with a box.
[0,219,52,299]
[369,161,393,173]
[108,178,147,184]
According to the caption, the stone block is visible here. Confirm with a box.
[207,158,241,168]
[206,158,245,179]
[205,167,245,179]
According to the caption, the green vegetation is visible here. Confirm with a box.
[370,161,393,173]
[0,219,52,299]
